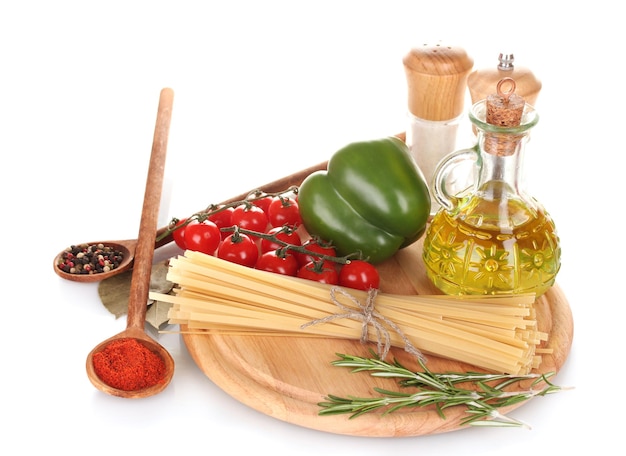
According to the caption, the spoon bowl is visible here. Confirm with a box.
[53,228,173,283]
[53,239,136,283]
[86,327,175,398]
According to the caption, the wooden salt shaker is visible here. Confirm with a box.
[403,42,473,213]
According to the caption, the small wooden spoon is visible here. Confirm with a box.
[86,88,175,398]
[53,159,330,283]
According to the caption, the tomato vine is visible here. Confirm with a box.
[157,186,379,288]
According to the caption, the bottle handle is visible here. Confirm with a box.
[433,146,478,212]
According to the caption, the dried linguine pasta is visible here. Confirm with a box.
[150,250,549,375]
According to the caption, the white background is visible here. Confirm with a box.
[1,1,621,454]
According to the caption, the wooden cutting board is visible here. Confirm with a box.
[181,236,573,437]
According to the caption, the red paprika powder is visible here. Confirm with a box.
[92,338,166,391]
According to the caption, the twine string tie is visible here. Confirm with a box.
[300,286,424,361]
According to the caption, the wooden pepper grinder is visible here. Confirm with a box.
[403,42,474,213]
[468,53,541,106]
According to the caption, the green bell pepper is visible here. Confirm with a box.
[298,136,431,264]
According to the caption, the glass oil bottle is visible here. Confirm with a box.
[422,78,560,296]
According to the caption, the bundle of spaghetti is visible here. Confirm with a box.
[150,250,549,375]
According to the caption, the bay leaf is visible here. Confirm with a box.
[98,270,133,318]
[146,300,174,329]
[98,260,174,320]
[150,261,174,294]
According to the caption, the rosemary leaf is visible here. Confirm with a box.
[320,353,567,428]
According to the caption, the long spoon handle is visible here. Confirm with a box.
[127,88,174,330]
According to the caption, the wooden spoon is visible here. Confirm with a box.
[85,88,175,398]
[53,160,330,283]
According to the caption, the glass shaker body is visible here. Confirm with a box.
[405,113,472,213]
[422,101,560,297]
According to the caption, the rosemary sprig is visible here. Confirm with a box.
[318,353,566,428]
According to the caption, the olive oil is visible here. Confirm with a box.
[423,182,560,296]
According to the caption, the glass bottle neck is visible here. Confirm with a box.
[468,100,538,203]
[475,130,528,199]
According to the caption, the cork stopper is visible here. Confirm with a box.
[484,77,526,156]
[486,77,525,126]
[403,43,474,121]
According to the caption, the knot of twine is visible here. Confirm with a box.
[300,286,424,361]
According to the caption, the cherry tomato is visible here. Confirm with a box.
[172,218,195,250]
[297,238,337,267]
[231,205,269,239]
[184,220,221,255]
[297,261,339,284]
[260,226,302,254]
[252,196,276,214]
[268,197,302,228]
[217,233,259,267]
[256,250,298,276]
[338,260,380,291]
[207,206,235,240]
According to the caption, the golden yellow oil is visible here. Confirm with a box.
[422,189,560,296]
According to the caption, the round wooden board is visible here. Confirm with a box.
[181,238,574,437]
